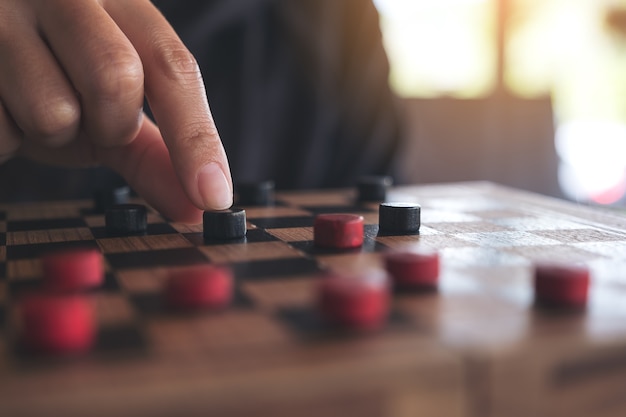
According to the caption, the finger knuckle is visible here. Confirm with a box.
[175,121,222,159]
[178,121,219,147]
[28,97,80,143]
[89,49,144,105]
[152,38,202,85]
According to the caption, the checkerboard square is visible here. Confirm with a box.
[289,238,387,256]
[97,234,193,254]
[7,258,41,282]
[96,325,147,353]
[489,217,585,231]
[428,221,512,234]
[106,247,208,269]
[7,228,93,245]
[200,241,303,263]
[240,278,317,311]
[266,227,313,242]
[90,223,178,239]
[8,277,40,297]
[250,216,314,229]
[6,240,99,260]
[529,228,626,244]
[231,257,322,281]
[183,228,279,247]
[94,293,136,327]
[117,268,167,294]
[277,307,412,339]
[7,218,87,232]
[131,287,253,316]
[455,231,560,247]
[245,206,311,219]
[106,247,209,270]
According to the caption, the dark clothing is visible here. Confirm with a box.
[0,0,403,200]
[152,0,403,188]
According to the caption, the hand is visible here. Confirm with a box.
[0,0,233,223]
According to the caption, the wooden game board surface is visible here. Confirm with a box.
[1,181,626,417]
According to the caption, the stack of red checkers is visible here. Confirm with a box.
[318,269,390,331]
[314,214,364,249]
[534,263,590,309]
[19,294,96,355]
[385,249,439,290]
[165,265,234,310]
[42,248,104,292]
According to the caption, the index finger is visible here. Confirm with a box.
[105,0,233,211]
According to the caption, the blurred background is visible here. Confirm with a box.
[375,0,626,204]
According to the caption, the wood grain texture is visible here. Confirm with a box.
[0,182,625,417]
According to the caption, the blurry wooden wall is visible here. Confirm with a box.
[398,94,562,198]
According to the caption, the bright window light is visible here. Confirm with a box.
[376,0,626,204]
[375,0,495,97]
[556,121,626,204]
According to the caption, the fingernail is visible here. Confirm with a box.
[197,163,233,209]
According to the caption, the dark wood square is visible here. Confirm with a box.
[277,307,413,340]
[231,257,322,281]
[6,240,100,260]
[90,223,178,239]
[183,228,279,247]
[130,287,254,316]
[7,218,87,232]
[106,247,208,270]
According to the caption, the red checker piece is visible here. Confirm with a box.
[314,214,364,249]
[19,294,96,355]
[42,248,104,292]
[166,265,234,310]
[534,263,590,309]
[385,249,439,290]
[318,269,390,331]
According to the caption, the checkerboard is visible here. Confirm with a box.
[1,181,626,417]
